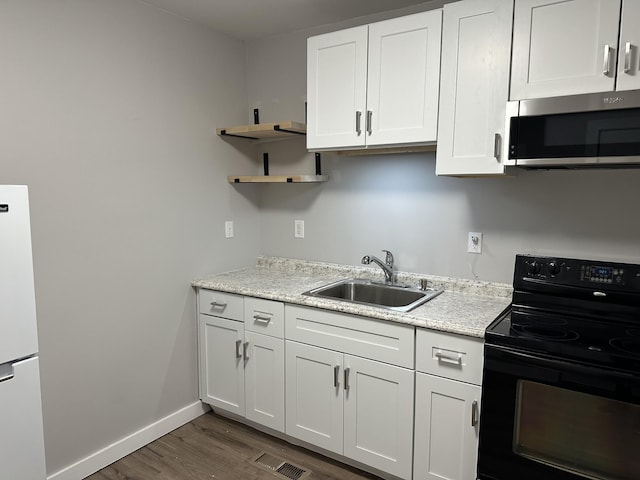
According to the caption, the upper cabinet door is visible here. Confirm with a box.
[307,26,368,150]
[617,0,640,91]
[511,0,621,100]
[366,10,442,147]
[436,0,513,176]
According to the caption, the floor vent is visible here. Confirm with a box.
[252,452,311,480]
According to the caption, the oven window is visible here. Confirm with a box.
[514,380,640,479]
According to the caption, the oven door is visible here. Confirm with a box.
[478,344,640,480]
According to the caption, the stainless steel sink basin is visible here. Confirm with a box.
[303,278,443,313]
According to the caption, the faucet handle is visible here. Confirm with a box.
[381,250,394,266]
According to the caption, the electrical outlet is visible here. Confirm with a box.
[294,220,304,238]
[468,232,482,254]
[225,221,234,238]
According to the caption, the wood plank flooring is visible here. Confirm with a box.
[87,411,382,480]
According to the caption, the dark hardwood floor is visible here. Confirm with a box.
[86,411,382,480]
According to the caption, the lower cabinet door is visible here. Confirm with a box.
[244,331,285,432]
[343,355,415,480]
[413,372,481,480]
[199,315,245,416]
[285,341,344,454]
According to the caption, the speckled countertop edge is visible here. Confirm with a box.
[192,256,513,338]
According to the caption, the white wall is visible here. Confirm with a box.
[247,8,640,284]
[0,0,260,475]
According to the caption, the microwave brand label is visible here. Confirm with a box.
[603,96,624,104]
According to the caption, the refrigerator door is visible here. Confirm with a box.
[0,186,39,364]
[0,356,46,479]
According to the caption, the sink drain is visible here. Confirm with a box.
[252,452,311,480]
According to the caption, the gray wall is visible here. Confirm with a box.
[0,0,260,474]
[246,11,640,284]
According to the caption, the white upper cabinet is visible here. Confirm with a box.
[510,0,634,99]
[307,26,368,150]
[435,0,513,176]
[307,10,442,151]
[617,1,640,91]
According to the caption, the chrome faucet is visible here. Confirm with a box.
[361,250,396,284]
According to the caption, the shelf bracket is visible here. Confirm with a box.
[273,124,306,136]
[315,153,322,175]
[254,108,260,125]
[263,152,269,176]
[219,129,259,140]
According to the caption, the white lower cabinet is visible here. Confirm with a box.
[413,373,481,480]
[199,315,245,416]
[285,340,415,480]
[198,291,285,432]
[197,290,485,480]
[413,329,484,480]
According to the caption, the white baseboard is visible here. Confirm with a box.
[48,401,211,480]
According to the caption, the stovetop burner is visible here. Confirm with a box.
[511,323,579,341]
[609,337,640,357]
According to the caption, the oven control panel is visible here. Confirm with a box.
[515,255,640,292]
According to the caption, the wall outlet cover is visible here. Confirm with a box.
[225,220,234,238]
[294,220,304,238]
[468,232,482,254]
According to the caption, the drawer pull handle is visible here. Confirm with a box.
[235,339,242,359]
[334,365,340,388]
[344,367,350,391]
[472,400,479,427]
[210,301,227,308]
[435,351,462,366]
[366,110,373,135]
[356,111,362,135]
[243,341,249,360]
[253,314,271,323]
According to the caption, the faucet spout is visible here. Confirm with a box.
[361,250,396,283]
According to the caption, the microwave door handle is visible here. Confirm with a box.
[603,44,611,76]
[624,42,632,73]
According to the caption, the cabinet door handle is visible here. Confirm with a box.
[366,110,373,135]
[243,341,249,360]
[493,133,501,161]
[334,365,340,388]
[210,301,227,308]
[435,350,463,366]
[253,314,271,324]
[472,400,479,427]
[603,44,611,76]
[235,339,242,359]
[624,42,632,73]
[344,367,351,390]
[356,111,362,135]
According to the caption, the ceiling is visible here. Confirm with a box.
[141,0,433,40]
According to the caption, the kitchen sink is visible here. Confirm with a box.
[302,278,443,313]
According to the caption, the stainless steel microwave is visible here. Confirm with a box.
[507,90,640,168]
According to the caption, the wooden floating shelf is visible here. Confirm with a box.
[217,121,306,140]
[228,175,328,184]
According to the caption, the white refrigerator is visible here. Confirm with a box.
[0,186,47,479]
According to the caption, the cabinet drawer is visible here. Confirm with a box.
[285,305,414,369]
[198,289,243,321]
[416,329,483,385]
[244,297,284,338]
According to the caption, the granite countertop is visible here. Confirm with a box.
[192,256,512,338]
